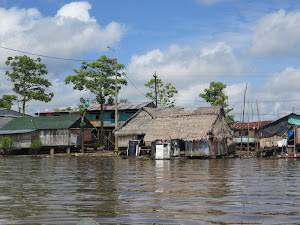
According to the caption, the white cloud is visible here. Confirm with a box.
[225,66,300,122]
[122,42,242,108]
[128,42,241,85]
[0,1,126,67]
[56,1,94,22]
[251,9,300,56]
[0,2,126,115]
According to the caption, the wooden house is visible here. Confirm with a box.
[232,121,272,150]
[0,108,31,128]
[86,102,155,148]
[86,101,155,130]
[259,113,300,152]
[113,107,183,149]
[0,116,94,149]
[144,106,235,157]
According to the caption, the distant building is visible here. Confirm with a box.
[0,108,31,128]
[232,121,272,144]
[259,113,300,150]
[144,106,235,157]
[86,101,155,130]
[35,111,80,117]
[114,107,183,149]
[0,116,94,149]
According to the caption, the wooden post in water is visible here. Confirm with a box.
[247,102,250,157]
[294,126,296,157]
[50,148,54,155]
[256,100,261,156]
[240,83,247,157]
[66,147,71,155]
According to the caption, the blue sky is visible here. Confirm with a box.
[1,0,300,121]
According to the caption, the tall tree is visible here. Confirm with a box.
[0,95,17,109]
[5,55,54,116]
[199,81,235,125]
[144,78,178,107]
[65,55,127,148]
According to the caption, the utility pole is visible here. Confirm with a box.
[107,46,118,154]
[114,57,118,153]
[153,71,158,108]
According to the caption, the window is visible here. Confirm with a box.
[95,115,100,120]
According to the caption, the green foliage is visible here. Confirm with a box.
[199,82,228,107]
[77,97,90,128]
[5,55,54,116]
[120,99,128,103]
[53,106,77,112]
[199,81,235,125]
[0,95,17,109]
[65,55,127,148]
[144,78,178,107]
[65,55,127,105]
[30,139,43,150]
[30,139,43,155]
[0,137,15,150]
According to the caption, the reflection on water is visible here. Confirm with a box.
[0,156,299,224]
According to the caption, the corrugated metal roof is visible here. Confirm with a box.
[232,121,273,129]
[0,108,31,117]
[88,102,154,111]
[0,116,94,130]
[0,129,36,134]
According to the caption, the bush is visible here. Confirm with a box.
[0,137,15,154]
[30,139,43,154]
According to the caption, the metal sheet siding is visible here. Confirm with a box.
[39,129,69,146]
[232,121,273,129]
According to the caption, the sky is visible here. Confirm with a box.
[1,0,300,122]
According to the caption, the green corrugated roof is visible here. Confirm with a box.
[0,116,94,130]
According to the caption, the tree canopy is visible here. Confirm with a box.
[65,55,127,148]
[5,55,54,116]
[144,78,178,107]
[0,95,17,109]
[65,55,127,105]
[199,81,235,125]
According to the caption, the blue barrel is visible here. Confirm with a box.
[128,140,139,156]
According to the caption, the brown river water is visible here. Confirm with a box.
[0,156,299,225]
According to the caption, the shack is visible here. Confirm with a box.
[144,106,235,157]
[232,121,272,150]
[260,113,300,154]
[0,116,94,149]
[113,107,183,150]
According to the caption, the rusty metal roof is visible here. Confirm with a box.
[232,121,273,129]
[88,101,154,111]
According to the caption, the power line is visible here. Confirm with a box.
[2,45,300,76]
[229,112,300,115]
[0,45,94,62]
[123,73,149,99]
[175,99,300,104]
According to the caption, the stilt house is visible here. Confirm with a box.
[113,107,183,149]
[260,113,300,151]
[0,116,94,149]
[144,106,235,157]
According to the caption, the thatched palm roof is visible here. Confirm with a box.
[144,106,232,142]
[114,107,183,136]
